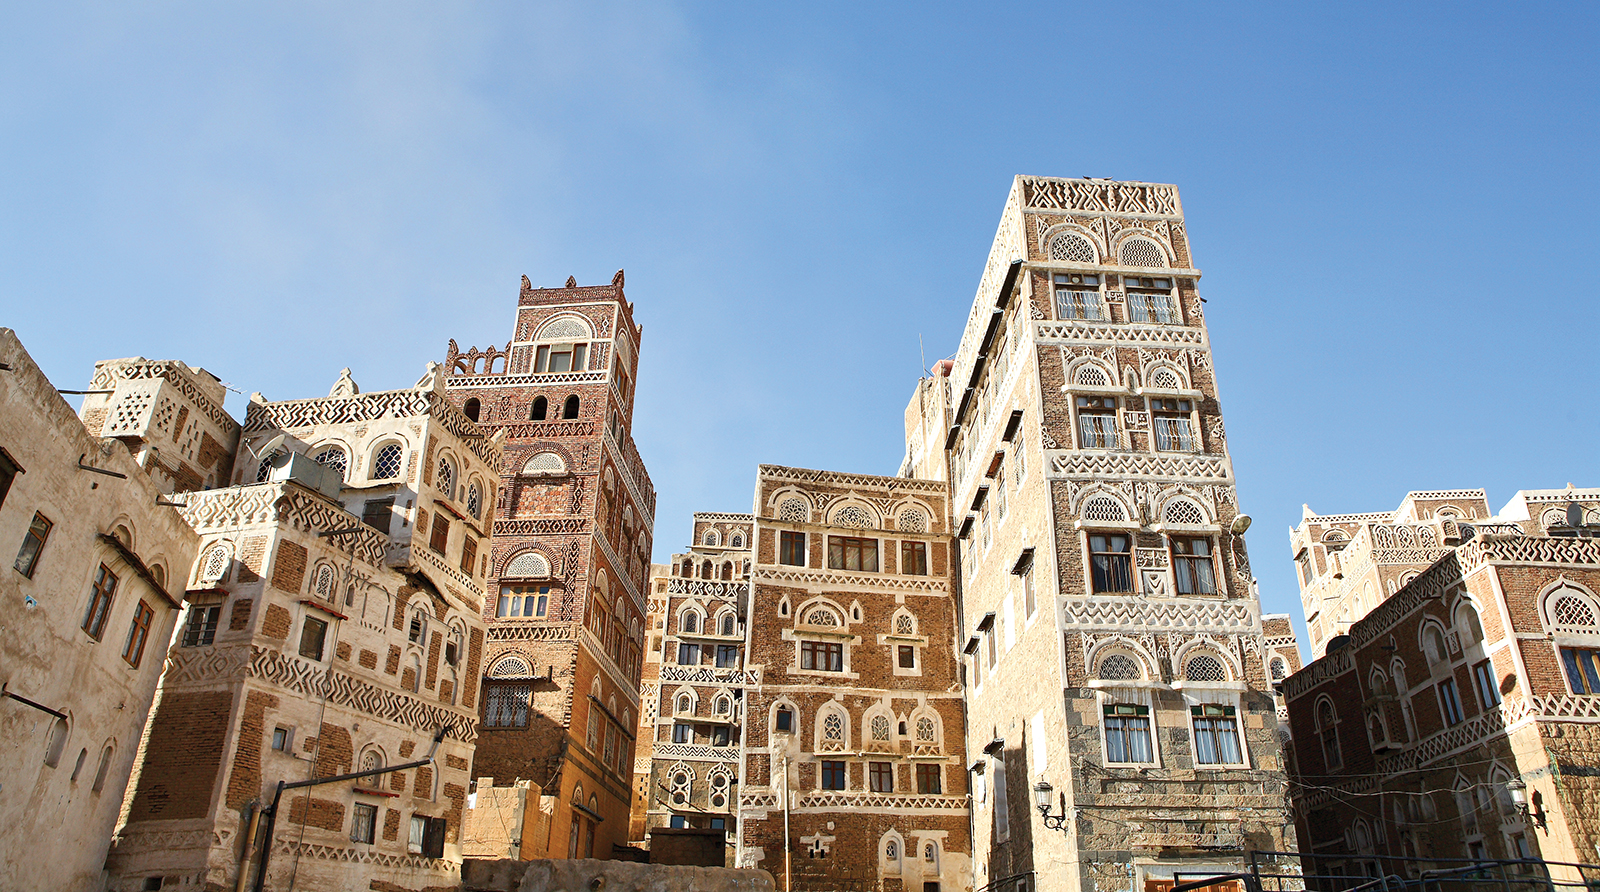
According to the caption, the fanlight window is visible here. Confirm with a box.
[372,443,404,480]
[1098,653,1141,680]
[201,544,230,581]
[820,711,845,751]
[1549,589,1599,631]
[490,655,532,678]
[894,614,915,635]
[1184,654,1228,682]
[1270,657,1289,681]
[871,714,892,741]
[898,508,928,533]
[522,452,566,475]
[730,533,744,548]
[703,530,719,546]
[505,552,551,578]
[803,607,840,628]
[833,506,873,529]
[312,446,347,479]
[915,716,936,743]
[256,450,284,483]
[537,316,593,341]
[1164,499,1207,526]
[1082,496,1128,523]
[1075,365,1110,387]
[1049,231,1097,263]
[778,499,808,524]
[466,482,482,519]
[1150,368,1182,389]
[437,457,456,499]
[1120,238,1166,268]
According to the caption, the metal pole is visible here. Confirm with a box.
[235,801,262,892]
[251,781,286,892]
[782,755,791,892]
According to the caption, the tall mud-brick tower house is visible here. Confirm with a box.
[920,177,1295,892]
[445,271,655,860]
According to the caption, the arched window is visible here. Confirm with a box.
[521,452,566,475]
[680,559,693,577]
[1456,601,1486,649]
[436,456,457,500]
[1164,499,1207,526]
[1049,231,1097,263]
[44,715,68,767]
[1150,367,1182,389]
[1081,495,1128,522]
[1075,364,1110,387]
[1421,623,1449,667]
[504,551,551,579]
[1183,653,1228,682]
[1097,652,1142,680]
[703,530,720,547]
[563,395,580,419]
[778,498,808,524]
[462,398,481,422]
[1120,237,1167,268]
[708,769,731,809]
[1316,698,1342,769]
[801,604,841,628]
[530,396,548,421]
[714,695,732,717]
[730,533,745,549]
[312,445,347,480]
[371,443,404,480]
[681,610,699,634]
[720,613,736,636]
[701,560,713,579]
[898,508,928,533]
[818,706,847,752]
[677,693,693,714]
[256,449,285,483]
[1270,657,1288,681]
[91,742,114,793]
[466,481,482,519]
[721,562,733,580]
[201,543,230,582]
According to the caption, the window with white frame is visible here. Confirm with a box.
[1054,273,1107,321]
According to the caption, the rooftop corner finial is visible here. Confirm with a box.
[612,269,624,288]
[414,361,445,394]
[328,367,359,399]
[565,275,577,288]
[520,275,532,295]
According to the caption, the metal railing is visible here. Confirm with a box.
[1079,414,1120,449]
[1154,416,1198,452]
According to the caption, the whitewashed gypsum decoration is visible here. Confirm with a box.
[1061,598,1255,632]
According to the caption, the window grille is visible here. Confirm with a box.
[537,316,592,340]
[1120,238,1166,268]
[521,452,565,475]
[1098,654,1141,680]
[703,530,719,546]
[778,499,808,524]
[805,607,839,627]
[1184,654,1228,682]
[1055,289,1109,321]
[1082,496,1127,522]
[871,715,891,741]
[1078,414,1119,449]
[314,566,335,598]
[916,716,936,742]
[1150,368,1182,389]
[1127,292,1180,324]
[1049,232,1097,263]
[834,506,873,529]
[505,552,550,578]
[1270,657,1288,680]
[256,450,283,483]
[897,508,927,533]
[821,711,845,750]
[372,444,404,480]
[1164,500,1206,525]
[730,534,744,548]
[1153,417,1197,452]
[490,655,532,678]
[1075,365,1110,387]
[1551,592,1599,629]
[466,483,481,518]
[895,614,915,635]
[484,685,531,728]
[437,459,455,498]
[202,544,230,580]
[312,446,347,479]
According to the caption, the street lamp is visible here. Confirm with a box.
[1506,779,1547,831]
[1033,781,1068,831]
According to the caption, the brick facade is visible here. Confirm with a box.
[447,272,655,860]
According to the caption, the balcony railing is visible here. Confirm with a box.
[1078,414,1120,449]
[1153,417,1198,452]
[1055,289,1110,322]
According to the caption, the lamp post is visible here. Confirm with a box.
[1033,781,1069,831]
[1506,779,1547,831]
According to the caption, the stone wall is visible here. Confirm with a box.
[462,858,774,892]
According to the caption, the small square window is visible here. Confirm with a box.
[271,727,292,751]
[299,616,329,661]
[780,530,806,566]
[181,605,221,647]
[775,707,793,732]
[351,802,377,844]
[898,645,916,669]
[821,760,846,791]
[13,512,52,579]
[869,761,894,793]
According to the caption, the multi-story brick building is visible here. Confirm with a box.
[446,271,655,860]
[632,513,754,856]
[1283,487,1600,883]
[105,367,497,892]
[0,331,203,892]
[916,176,1295,892]
[1292,490,1497,658]
[739,465,971,892]
[76,355,241,495]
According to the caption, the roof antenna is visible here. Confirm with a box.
[919,334,927,377]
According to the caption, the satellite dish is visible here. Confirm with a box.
[1567,502,1584,529]
[248,433,288,460]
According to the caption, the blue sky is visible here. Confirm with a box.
[3,3,1596,640]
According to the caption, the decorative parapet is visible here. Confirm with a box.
[494,518,589,537]
[665,578,748,601]
[400,541,485,608]
[950,182,1025,394]
[445,370,608,389]
[1459,534,1600,571]
[1060,597,1256,633]
[244,389,500,466]
[650,742,741,762]
[487,420,597,441]
[1035,321,1208,347]
[791,791,968,813]
[179,483,388,568]
[89,358,236,433]
[757,464,948,496]
[1048,451,1230,481]
[657,666,760,686]
[1281,645,1354,701]
[602,422,656,525]
[1375,700,1525,775]
[1019,177,1182,219]
[751,567,949,595]
[245,645,478,742]
[486,623,579,644]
